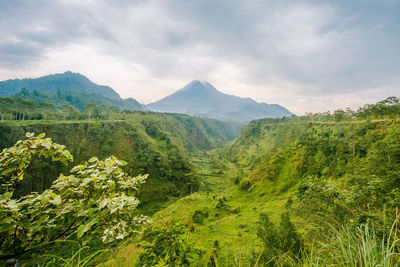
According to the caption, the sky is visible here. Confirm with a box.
[0,0,399,114]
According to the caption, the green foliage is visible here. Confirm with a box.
[331,220,400,266]
[256,211,303,266]
[0,132,73,195]
[239,178,253,191]
[137,224,197,266]
[356,96,400,119]
[0,133,149,260]
[34,240,106,267]
[300,217,400,266]
[192,208,209,225]
[214,196,231,211]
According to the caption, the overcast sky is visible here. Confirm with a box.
[0,0,399,114]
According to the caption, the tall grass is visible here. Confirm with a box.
[332,222,399,266]
[299,213,400,267]
[249,215,400,266]
[35,240,106,267]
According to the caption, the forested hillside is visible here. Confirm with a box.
[11,88,146,111]
[0,113,242,213]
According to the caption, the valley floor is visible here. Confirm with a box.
[101,150,295,266]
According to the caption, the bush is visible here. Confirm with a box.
[192,208,209,225]
[239,179,253,191]
[137,224,199,266]
[214,196,230,211]
[256,212,304,265]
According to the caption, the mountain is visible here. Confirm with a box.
[0,71,146,111]
[147,80,293,121]
[0,71,120,99]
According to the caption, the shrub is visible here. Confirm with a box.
[256,212,304,265]
[239,179,253,191]
[192,209,209,225]
[137,224,199,266]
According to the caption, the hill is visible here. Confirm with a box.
[147,80,293,121]
[0,71,121,99]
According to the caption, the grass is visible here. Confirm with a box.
[332,220,400,266]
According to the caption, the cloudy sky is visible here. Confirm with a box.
[0,0,399,114]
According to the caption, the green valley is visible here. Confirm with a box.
[1,97,400,266]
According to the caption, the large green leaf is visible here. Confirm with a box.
[77,218,99,238]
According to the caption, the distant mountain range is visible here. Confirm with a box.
[148,80,293,121]
[0,72,293,120]
[0,71,146,111]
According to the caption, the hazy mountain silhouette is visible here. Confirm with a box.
[147,80,293,121]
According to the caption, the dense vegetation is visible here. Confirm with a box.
[0,112,242,212]
[1,96,400,266]
[11,88,145,111]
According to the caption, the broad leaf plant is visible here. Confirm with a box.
[0,132,150,260]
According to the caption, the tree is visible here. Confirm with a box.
[0,98,13,121]
[85,103,97,121]
[0,133,150,261]
[333,109,346,122]
[60,104,79,120]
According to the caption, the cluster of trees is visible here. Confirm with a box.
[12,88,144,111]
[0,88,149,122]
[0,97,128,121]
[297,96,400,122]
